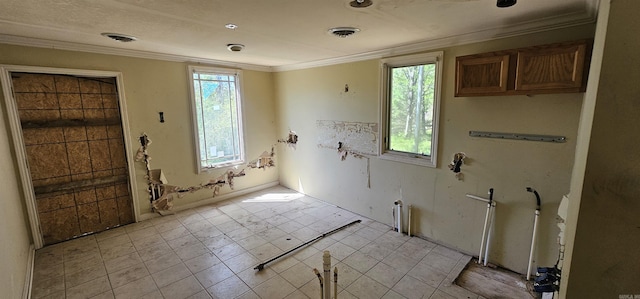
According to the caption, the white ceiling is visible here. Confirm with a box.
[0,0,598,71]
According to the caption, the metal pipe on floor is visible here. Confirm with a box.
[254,219,361,271]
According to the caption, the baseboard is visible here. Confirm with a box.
[138,181,280,221]
[22,244,35,299]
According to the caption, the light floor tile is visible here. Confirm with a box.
[30,186,479,299]
[113,276,158,299]
[152,262,192,288]
[104,251,142,273]
[188,290,213,299]
[392,275,436,299]
[185,252,222,273]
[346,275,390,299]
[206,275,250,299]
[160,275,204,299]
[366,261,405,288]
[66,276,111,299]
[236,267,277,288]
[64,261,107,288]
[108,262,150,289]
[342,251,380,273]
[407,262,448,288]
[280,261,315,288]
[194,262,235,288]
[252,275,297,299]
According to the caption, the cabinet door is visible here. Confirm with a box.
[455,55,510,96]
[515,42,587,91]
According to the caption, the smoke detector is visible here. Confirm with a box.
[329,27,360,38]
[350,0,373,8]
[101,33,138,42]
[227,44,245,52]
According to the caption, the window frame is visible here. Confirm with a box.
[379,51,443,168]
[188,65,246,173]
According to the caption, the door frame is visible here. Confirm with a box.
[0,65,140,249]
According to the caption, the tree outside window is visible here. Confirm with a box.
[380,52,443,167]
[189,66,245,171]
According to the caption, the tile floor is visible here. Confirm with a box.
[31,186,481,299]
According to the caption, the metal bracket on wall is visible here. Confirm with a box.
[469,131,566,143]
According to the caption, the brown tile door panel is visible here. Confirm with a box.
[12,72,134,245]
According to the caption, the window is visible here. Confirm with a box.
[380,51,443,167]
[189,66,245,171]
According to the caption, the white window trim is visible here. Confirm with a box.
[379,51,443,168]
[188,65,246,173]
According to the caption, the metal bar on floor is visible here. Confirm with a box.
[254,219,361,271]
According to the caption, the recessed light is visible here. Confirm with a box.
[225,23,238,30]
[497,0,516,8]
[101,32,138,42]
[350,0,373,8]
[227,44,245,52]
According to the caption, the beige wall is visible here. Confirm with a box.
[0,44,278,224]
[564,0,640,297]
[0,98,31,299]
[274,24,595,272]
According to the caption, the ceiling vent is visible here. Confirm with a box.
[329,27,360,38]
[349,0,373,8]
[101,33,138,42]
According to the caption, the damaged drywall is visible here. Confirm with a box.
[136,133,277,214]
[277,130,299,149]
[448,152,467,181]
[317,120,376,188]
[316,120,378,155]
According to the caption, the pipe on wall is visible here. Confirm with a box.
[394,200,403,234]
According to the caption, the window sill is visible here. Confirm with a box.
[200,160,245,173]
[379,152,436,168]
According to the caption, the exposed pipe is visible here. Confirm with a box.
[392,207,396,232]
[313,268,323,299]
[465,194,490,203]
[323,251,331,299]
[483,201,496,266]
[526,187,541,280]
[333,267,338,299]
[394,200,403,234]
[407,204,413,237]
[478,188,494,264]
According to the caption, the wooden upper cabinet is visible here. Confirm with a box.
[456,54,510,96]
[515,42,587,92]
[454,39,591,97]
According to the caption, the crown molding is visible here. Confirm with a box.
[0,0,598,73]
[274,8,598,72]
[0,35,274,72]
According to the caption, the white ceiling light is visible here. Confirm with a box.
[225,23,238,30]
